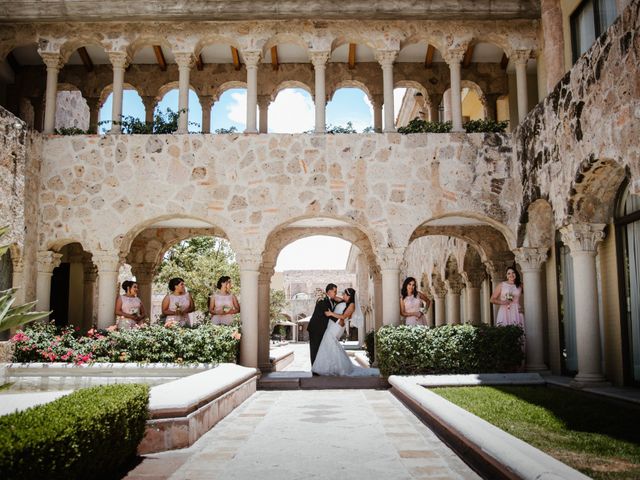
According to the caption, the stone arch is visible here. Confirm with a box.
[214,81,248,101]
[57,82,82,93]
[330,35,377,54]
[45,238,90,253]
[1,40,39,63]
[193,34,242,58]
[156,81,203,102]
[98,82,142,107]
[466,37,510,59]
[58,36,108,64]
[270,80,313,102]
[567,157,627,223]
[126,35,173,61]
[328,80,373,104]
[394,80,429,100]
[521,199,555,248]
[262,34,310,60]
[399,35,446,58]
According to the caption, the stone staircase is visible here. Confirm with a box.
[258,370,388,390]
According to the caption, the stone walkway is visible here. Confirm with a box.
[124,389,480,480]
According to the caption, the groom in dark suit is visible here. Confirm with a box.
[307,283,338,367]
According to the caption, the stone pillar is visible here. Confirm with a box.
[108,52,129,134]
[199,95,214,134]
[513,49,530,123]
[481,277,492,325]
[560,224,608,385]
[372,94,383,133]
[31,96,44,132]
[311,51,330,133]
[11,256,25,305]
[258,266,274,372]
[40,53,61,134]
[445,276,464,325]
[82,263,97,328]
[380,250,402,325]
[484,93,500,121]
[377,50,398,133]
[432,275,447,327]
[94,251,121,329]
[514,247,549,372]
[445,47,466,132]
[243,50,261,134]
[443,90,452,122]
[371,266,383,330]
[141,95,156,124]
[85,96,100,133]
[541,0,566,92]
[132,262,154,320]
[463,269,485,325]
[238,252,260,368]
[36,251,62,314]
[257,95,270,134]
[428,94,441,122]
[175,53,194,134]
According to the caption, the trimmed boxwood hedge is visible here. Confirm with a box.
[376,324,524,376]
[0,384,149,480]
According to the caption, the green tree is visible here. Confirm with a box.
[269,289,287,331]
[154,237,239,313]
[0,226,50,332]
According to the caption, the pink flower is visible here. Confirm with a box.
[106,325,117,332]
[232,331,242,340]
[11,332,29,343]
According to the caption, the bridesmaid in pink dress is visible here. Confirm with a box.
[490,267,525,329]
[400,277,431,326]
[114,280,146,329]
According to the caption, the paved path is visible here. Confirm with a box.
[124,389,480,480]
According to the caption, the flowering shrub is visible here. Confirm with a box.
[11,322,241,364]
[375,324,524,376]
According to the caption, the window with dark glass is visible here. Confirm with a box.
[570,0,618,63]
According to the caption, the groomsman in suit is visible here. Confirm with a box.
[307,283,338,368]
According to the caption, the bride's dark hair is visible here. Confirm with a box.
[344,288,356,306]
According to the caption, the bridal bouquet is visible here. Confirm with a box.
[505,292,513,309]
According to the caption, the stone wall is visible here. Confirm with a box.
[37,131,519,257]
[54,90,89,131]
[515,0,640,232]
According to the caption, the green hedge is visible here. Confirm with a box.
[375,324,524,376]
[0,384,149,480]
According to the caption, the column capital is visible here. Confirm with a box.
[445,275,465,295]
[107,51,130,69]
[131,262,155,283]
[560,223,606,254]
[378,248,403,270]
[513,247,548,271]
[174,52,195,69]
[511,49,531,66]
[85,96,100,110]
[257,94,271,109]
[237,251,262,271]
[141,95,157,109]
[199,94,215,109]
[93,251,122,273]
[83,263,98,282]
[369,264,381,278]
[242,50,261,67]
[484,256,514,281]
[11,255,24,273]
[37,250,62,274]
[443,46,467,65]
[376,49,398,67]
[431,275,447,298]
[39,52,63,70]
[462,269,485,288]
[310,51,330,67]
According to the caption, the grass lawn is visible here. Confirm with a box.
[433,386,640,480]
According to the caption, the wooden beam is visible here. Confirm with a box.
[424,44,435,69]
[153,45,167,71]
[231,47,241,70]
[77,47,94,72]
[462,45,474,68]
[348,43,356,70]
[500,53,509,70]
[195,53,204,71]
[271,46,279,71]
[6,52,20,74]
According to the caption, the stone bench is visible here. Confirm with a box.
[269,346,294,371]
[140,363,259,453]
[389,375,590,480]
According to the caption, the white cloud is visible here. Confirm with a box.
[268,89,315,133]
[227,92,247,128]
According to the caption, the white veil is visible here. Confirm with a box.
[350,302,364,329]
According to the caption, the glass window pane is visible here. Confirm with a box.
[574,1,597,58]
[597,0,618,32]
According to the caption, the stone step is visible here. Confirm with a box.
[258,371,389,390]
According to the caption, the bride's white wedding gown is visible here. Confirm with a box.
[312,303,378,377]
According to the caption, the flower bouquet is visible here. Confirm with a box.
[505,292,513,309]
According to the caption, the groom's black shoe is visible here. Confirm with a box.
[312,372,320,376]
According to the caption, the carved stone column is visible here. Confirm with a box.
[11,256,25,305]
[376,50,398,133]
[371,94,383,133]
[485,256,515,322]
[379,249,403,325]
[36,250,62,314]
[512,49,530,123]
[560,224,608,386]
[40,52,62,134]
[82,263,97,329]
[444,46,466,132]
[428,93,442,122]
[311,51,330,133]
[243,50,261,134]
[93,251,121,329]
[131,262,154,320]
[199,95,214,134]
[445,275,464,325]
[237,251,261,367]
[85,96,100,133]
[175,53,194,133]
[432,274,447,327]
[141,95,156,124]
[371,265,383,330]
[463,269,485,325]
[257,95,270,134]
[484,93,501,121]
[258,265,274,372]
[107,52,129,134]
[514,247,549,372]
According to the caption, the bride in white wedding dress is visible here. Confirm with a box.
[312,288,376,377]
